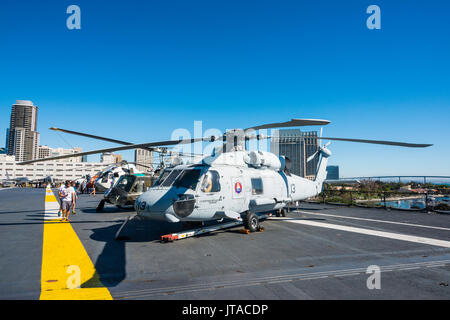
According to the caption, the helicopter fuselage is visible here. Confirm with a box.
[135,149,329,223]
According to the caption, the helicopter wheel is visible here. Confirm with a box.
[280,208,287,217]
[243,211,259,232]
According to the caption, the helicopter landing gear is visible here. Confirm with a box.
[96,199,105,212]
[275,208,286,217]
[243,211,260,232]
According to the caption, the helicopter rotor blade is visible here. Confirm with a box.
[318,137,432,148]
[119,161,155,170]
[244,118,331,131]
[18,136,222,165]
[50,127,158,153]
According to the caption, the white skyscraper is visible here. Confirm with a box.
[7,100,40,162]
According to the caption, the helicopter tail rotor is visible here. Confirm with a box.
[307,142,331,163]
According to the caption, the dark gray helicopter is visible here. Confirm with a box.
[97,153,203,212]
[96,163,155,212]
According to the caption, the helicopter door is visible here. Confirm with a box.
[196,170,224,216]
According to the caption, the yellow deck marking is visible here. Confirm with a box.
[40,187,113,300]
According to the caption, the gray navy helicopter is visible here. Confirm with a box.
[19,119,432,233]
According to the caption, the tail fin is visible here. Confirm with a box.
[6,170,11,180]
[314,147,332,190]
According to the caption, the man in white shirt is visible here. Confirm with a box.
[62,181,76,222]
[58,183,67,217]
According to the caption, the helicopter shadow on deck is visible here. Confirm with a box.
[81,184,195,287]
[82,205,135,214]
[80,217,191,288]
[80,208,329,288]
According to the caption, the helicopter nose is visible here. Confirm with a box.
[135,188,177,214]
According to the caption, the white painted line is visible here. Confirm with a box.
[267,279,296,284]
[296,211,450,231]
[333,273,361,277]
[0,187,18,191]
[397,267,421,271]
[44,189,62,221]
[275,218,450,248]
[298,276,329,281]
[426,264,445,268]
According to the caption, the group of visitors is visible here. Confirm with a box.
[77,179,94,194]
[56,177,98,221]
[57,181,77,221]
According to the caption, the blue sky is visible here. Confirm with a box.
[0,0,449,177]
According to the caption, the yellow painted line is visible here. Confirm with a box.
[40,187,113,300]
[45,195,58,202]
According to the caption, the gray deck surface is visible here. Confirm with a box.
[0,188,449,299]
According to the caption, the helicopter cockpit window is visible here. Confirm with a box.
[116,175,136,192]
[251,178,263,195]
[161,169,183,187]
[173,169,202,190]
[101,172,111,183]
[153,170,172,187]
[200,170,221,193]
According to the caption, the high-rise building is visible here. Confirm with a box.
[326,165,340,180]
[7,100,40,162]
[270,129,319,179]
[135,149,153,172]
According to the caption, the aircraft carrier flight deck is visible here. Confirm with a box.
[0,187,449,300]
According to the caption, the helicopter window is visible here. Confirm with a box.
[153,170,172,187]
[161,169,183,187]
[131,179,146,193]
[251,178,263,195]
[117,175,136,192]
[101,173,110,183]
[200,170,221,193]
[173,169,202,190]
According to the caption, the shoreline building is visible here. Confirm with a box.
[38,146,84,162]
[101,152,123,164]
[135,149,153,172]
[270,129,319,180]
[0,154,109,182]
[326,165,340,180]
[7,100,40,162]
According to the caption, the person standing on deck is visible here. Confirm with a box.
[62,181,76,222]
